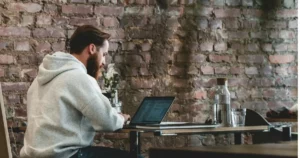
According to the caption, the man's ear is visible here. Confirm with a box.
[88,44,96,55]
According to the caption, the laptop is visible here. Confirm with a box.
[123,96,220,129]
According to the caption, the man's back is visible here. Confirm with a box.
[20,52,124,158]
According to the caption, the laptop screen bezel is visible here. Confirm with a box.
[129,96,175,125]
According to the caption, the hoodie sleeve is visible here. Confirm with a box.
[66,71,124,132]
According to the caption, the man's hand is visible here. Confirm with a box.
[119,113,130,125]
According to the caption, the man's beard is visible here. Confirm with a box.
[87,53,101,80]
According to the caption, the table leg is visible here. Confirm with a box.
[282,126,291,141]
[129,131,141,158]
[234,133,242,145]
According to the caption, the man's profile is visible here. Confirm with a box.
[20,25,130,158]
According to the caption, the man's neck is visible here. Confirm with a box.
[71,53,88,67]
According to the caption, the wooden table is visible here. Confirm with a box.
[120,125,270,158]
[149,141,298,158]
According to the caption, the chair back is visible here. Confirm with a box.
[0,84,12,158]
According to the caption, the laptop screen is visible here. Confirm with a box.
[130,97,175,125]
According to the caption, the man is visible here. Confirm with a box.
[20,25,131,158]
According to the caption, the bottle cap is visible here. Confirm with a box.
[217,78,227,85]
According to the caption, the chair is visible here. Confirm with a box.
[245,109,297,143]
[0,84,12,158]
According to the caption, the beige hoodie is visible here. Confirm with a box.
[20,52,124,158]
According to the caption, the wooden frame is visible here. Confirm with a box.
[0,84,12,158]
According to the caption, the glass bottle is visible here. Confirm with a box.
[215,78,231,126]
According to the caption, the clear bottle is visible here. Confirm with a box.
[215,78,231,126]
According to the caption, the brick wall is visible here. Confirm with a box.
[0,0,297,157]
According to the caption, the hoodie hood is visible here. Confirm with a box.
[37,52,87,85]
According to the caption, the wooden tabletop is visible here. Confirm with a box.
[120,125,270,135]
[150,141,298,158]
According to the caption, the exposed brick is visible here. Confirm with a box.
[191,54,207,63]
[279,30,295,39]
[288,66,297,74]
[0,41,11,50]
[21,15,34,26]
[52,41,65,51]
[228,31,249,39]
[6,94,21,104]
[242,20,260,29]
[140,42,152,51]
[44,4,58,15]
[269,31,279,39]
[139,67,151,76]
[14,41,30,51]
[122,42,135,50]
[108,42,118,51]
[95,6,124,16]
[263,88,276,98]
[242,0,253,6]
[283,0,295,8]
[264,21,287,29]
[125,6,153,15]
[238,55,265,64]
[194,90,207,100]
[228,78,249,88]
[276,9,298,18]
[0,68,5,77]
[192,7,213,16]
[209,55,235,63]
[276,77,297,87]
[200,41,213,52]
[1,82,30,91]
[33,28,65,38]
[173,78,189,88]
[236,89,250,99]
[287,43,297,51]
[225,0,241,6]
[268,101,294,109]
[36,14,52,26]
[8,3,42,13]
[245,67,258,75]
[0,27,30,37]
[104,29,125,39]
[261,44,273,52]
[288,20,298,28]
[275,66,289,76]
[242,9,263,18]
[259,65,273,76]
[166,17,180,29]
[0,55,15,65]
[201,66,214,75]
[249,78,275,87]
[269,54,294,64]
[53,17,69,27]
[130,78,155,89]
[274,43,288,52]
[247,43,260,52]
[214,0,225,6]
[8,67,21,78]
[21,69,37,79]
[214,9,241,18]
[170,7,185,17]
[210,19,222,29]
[69,17,98,26]
[250,31,268,39]
[168,66,185,76]
[35,41,51,53]
[230,67,244,75]
[214,42,227,51]
[194,78,216,88]
[88,0,101,2]
[103,17,119,27]
[125,55,143,67]
[62,5,93,15]
[214,67,230,74]
[224,18,239,29]
[71,0,86,3]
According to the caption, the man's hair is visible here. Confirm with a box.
[69,25,110,54]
